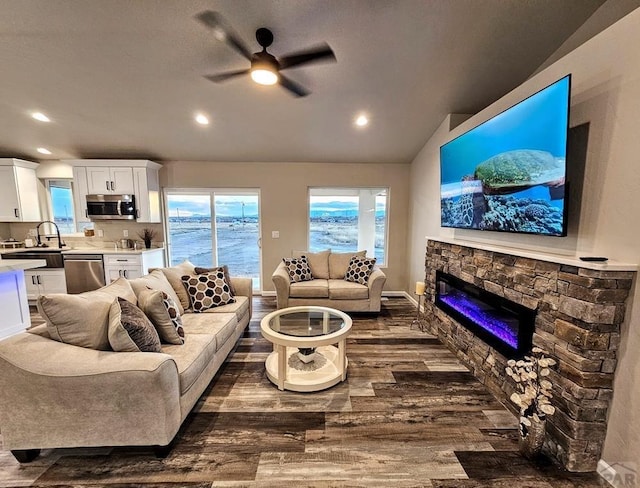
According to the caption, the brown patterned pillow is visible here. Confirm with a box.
[108,297,162,352]
[344,256,377,285]
[282,256,313,283]
[181,270,235,313]
[194,265,236,296]
[138,287,185,345]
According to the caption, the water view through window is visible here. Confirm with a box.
[50,180,75,234]
[166,192,260,289]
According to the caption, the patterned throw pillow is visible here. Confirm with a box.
[181,270,235,313]
[138,287,185,345]
[282,256,313,283]
[108,297,162,352]
[344,256,377,285]
[195,265,236,296]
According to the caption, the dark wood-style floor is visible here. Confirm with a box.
[0,297,608,487]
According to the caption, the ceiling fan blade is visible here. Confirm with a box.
[204,69,250,83]
[195,10,253,61]
[279,43,336,70]
[279,74,310,97]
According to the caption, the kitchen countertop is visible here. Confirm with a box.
[0,259,47,272]
[0,246,164,256]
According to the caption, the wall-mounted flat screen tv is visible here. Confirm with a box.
[440,75,571,236]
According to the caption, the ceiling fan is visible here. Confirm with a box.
[195,10,336,97]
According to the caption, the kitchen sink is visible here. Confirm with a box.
[2,249,64,268]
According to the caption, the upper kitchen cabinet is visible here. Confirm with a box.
[69,160,162,223]
[0,159,42,222]
[86,166,135,194]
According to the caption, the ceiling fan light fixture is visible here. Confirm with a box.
[251,68,278,86]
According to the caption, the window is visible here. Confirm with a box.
[309,188,388,265]
[47,180,76,234]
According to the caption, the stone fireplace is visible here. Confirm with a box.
[423,237,636,472]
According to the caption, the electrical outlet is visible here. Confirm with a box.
[28,228,37,237]
[272,231,280,239]
[123,230,129,237]
[96,229,104,237]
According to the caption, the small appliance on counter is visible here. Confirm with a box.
[0,239,25,249]
[119,239,134,249]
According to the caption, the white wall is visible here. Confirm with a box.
[408,7,640,467]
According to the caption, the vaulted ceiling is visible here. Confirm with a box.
[0,0,611,163]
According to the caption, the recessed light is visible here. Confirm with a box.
[195,113,210,125]
[355,114,369,127]
[31,112,51,122]
[36,147,52,155]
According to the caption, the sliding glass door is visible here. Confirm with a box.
[165,190,261,290]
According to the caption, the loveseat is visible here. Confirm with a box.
[0,261,251,462]
[272,250,386,312]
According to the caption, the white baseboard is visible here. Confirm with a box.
[261,291,276,297]
[597,459,638,488]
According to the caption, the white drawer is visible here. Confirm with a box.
[104,254,141,266]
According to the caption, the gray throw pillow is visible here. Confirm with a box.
[108,297,162,352]
[138,288,185,345]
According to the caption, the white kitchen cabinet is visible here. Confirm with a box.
[103,249,165,284]
[69,160,161,223]
[72,166,91,225]
[133,166,161,223]
[0,159,41,222]
[86,166,135,194]
[24,269,67,300]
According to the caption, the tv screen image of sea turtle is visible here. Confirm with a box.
[440,76,570,236]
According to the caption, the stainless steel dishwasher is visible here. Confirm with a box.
[63,254,106,294]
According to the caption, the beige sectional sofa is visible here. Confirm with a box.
[0,262,251,462]
[272,250,386,312]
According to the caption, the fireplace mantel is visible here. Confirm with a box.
[426,236,637,272]
[423,238,636,472]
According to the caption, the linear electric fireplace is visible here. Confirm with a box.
[435,271,535,357]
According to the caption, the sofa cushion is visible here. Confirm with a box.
[290,279,329,298]
[181,313,238,350]
[328,279,369,300]
[329,250,366,279]
[293,249,330,279]
[138,288,185,345]
[150,260,196,311]
[162,333,217,395]
[37,277,137,351]
[201,295,250,322]
[282,256,313,283]
[182,270,235,312]
[195,265,236,296]
[129,270,184,315]
[108,297,162,353]
[344,256,377,285]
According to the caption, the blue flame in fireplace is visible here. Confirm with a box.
[439,289,519,348]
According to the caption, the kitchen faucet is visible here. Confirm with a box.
[36,221,65,249]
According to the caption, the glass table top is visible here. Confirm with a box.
[265,309,347,337]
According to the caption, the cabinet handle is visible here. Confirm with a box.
[14,208,19,218]
[37,275,42,285]
[106,181,110,191]
[136,209,140,219]
[32,275,36,285]
[118,269,123,277]
[123,269,128,279]
[111,181,115,191]
[116,259,127,262]
[85,208,88,218]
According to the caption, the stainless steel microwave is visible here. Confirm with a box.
[86,194,136,220]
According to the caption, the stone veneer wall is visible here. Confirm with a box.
[423,239,635,472]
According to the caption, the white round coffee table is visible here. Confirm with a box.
[260,306,352,392]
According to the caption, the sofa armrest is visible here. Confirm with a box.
[367,268,387,311]
[230,276,253,318]
[272,261,291,309]
[0,333,181,450]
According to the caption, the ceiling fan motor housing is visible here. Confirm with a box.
[256,27,274,48]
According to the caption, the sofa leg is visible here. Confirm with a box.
[11,449,41,463]
[153,441,175,459]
